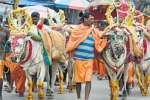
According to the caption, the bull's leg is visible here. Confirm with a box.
[37,80,44,99]
[51,63,59,92]
[37,62,46,100]
[27,80,33,100]
[32,74,37,92]
[144,74,150,96]
[118,75,124,96]
[58,67,64,94]
[45,65,53,97]
[67,60,75,92]
[127,62,135,95]
[25,70,33,100]
[136,67,146,96]
[144,66,150,96]
[102,61,119,100]
[109,80,119,100]
[68,70,74,92]
[122,63,130,97]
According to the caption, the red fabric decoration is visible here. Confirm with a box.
[37,23,43,30]
[118,0,128,21]
[20,40,32,64]
[143,38,147,54]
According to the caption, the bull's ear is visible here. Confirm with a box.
[24,36,31,42]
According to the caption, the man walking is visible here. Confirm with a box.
[66,12,107,100]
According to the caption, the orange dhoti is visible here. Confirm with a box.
[75,59,93,83]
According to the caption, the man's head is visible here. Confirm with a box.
[80,12,94,26]
[31,12,40,25]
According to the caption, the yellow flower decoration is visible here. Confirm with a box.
[8,8,32,34]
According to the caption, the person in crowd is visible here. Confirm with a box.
[66,12,107,100]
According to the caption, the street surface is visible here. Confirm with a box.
[2,75,150,100]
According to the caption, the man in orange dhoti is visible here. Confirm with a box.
[66,12,107,100]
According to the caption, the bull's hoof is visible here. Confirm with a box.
[141,87,147,96]
[58,84,64,94]
[38,92,44,100]
[58,91,64,94]
[27,95,33,100]
[58,88,64,94]
[141,91,147,96]
[58,89,64,94]
[141,93,147,96]
[38,95,44,100]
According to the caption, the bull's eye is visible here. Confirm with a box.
[111,35,115,40]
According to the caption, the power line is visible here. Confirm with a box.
[0,1,13,5]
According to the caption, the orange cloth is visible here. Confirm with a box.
[128,62,135,84]
[93,58,98,73]
[66,24,107,55]
[74,59,93,83]
[98,59,107,77]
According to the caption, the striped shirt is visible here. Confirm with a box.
[74,34,94,60]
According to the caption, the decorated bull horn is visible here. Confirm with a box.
[8,8,32,36]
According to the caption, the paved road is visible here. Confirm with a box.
[2,75,150,100]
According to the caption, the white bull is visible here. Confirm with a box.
[10,36,45,100]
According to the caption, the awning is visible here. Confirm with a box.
[19,0,54,7]
[55,0,89,10]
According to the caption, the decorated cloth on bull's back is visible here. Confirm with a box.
[38,25,66,62]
